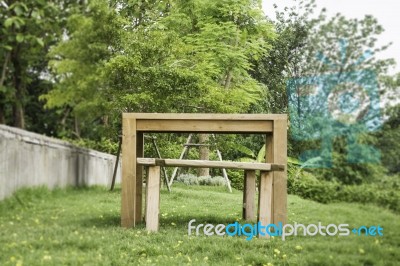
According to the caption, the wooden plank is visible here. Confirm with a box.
[243,170,256,221]
[136,120,273,133]
[258,171,273,238]
[137,158,284,171]
[272,119,288,225]
[265,133,273,224]
[123,113,287,121]
[136,132,144,223]
[121,117,136,228]
[137,158,156,165]
[146,166,161,232]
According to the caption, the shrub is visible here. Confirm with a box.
[288,170,400,213]
[226,169,243,190]
[176,174,227,187]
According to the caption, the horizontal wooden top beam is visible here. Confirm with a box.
[135,120,273,133]
[137,158,285,171]
[123,113,287,121]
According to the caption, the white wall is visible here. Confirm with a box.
[0,125,121,200]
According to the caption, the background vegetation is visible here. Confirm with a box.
[1,0,399,264]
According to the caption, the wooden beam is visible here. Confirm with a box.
[145,166,161,232]
[272,119,288,225]
[136,120,272,133]
[258,171,273,238]
[121,117,136,228]
[123,113,287,121]
[243,170,256,221]
[136,132,144,223]
[137,158,284,171]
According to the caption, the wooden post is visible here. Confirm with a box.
[258,171,273,238]
[271,120,287,225]
[121,117,137,228]
[243,170,256,221]
[146,166,161,232]
[136,132,144,223]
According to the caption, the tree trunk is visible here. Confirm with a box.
[11,49,25,129]
[0,102,5,124]
[74,115,81,138]
[0,51,11,124]
[198,133,209,177]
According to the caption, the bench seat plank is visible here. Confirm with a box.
[137,158,284,171]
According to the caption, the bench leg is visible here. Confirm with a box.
[258,171,273,238]
[146,166,160,232]
[243,170,256,221]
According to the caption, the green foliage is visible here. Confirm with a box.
[67,137,119,154]
[41,0,275,141]
[288,167,400,213]
[226,169,243,190]
[176,174,227,186]
[0,0,68,128]
[376,103,400,173]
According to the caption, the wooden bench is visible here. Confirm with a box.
[121,113,287,232]
[137,158,285,237]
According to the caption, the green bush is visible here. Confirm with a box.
[288,171,400,213]
[66,137,119,154]
[176,174,227,186]
[226,169,243,190]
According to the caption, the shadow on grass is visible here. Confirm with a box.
[160,214,240,226]
[81,213,121,228]
[80,212,241,229]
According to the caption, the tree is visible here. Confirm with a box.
[0,0,82,130]
[42,0,275,142]
[376,73,400,174]
[0,0,61,128]
[252,0,395,183]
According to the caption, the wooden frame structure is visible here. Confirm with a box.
[121,113,287,229]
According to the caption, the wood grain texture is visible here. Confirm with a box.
[145,166,161,232]
[137,158,284,171]
[272,119,288,225]
[136,132,144,223]
[121,113,288,231]
[121,117,136,228]
[243,170,256,221]
[136,120,272,133]
[258,171,273,238]
[265,133,274,224]
[123,113,287,120]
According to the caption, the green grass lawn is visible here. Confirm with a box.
[0,184,399,265]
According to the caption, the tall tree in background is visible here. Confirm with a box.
[0,0,82,131]
[252,0,396,184]
[42,0,275,140]
[1,0,57,128]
